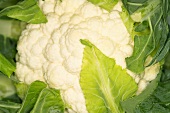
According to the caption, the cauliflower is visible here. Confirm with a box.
[16,0,160,112]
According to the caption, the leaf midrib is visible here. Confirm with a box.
[92,48,120,113]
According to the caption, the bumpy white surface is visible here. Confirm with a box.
[16,0,160,112]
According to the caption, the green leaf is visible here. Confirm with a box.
[0,18,26,77]
[15,83,28,101]
[122,0,161,21]
[164,51,170,69]
[123,0,170,74]
[132,69,170,113]
[0,0,47,24]
[122,52,170,113]
[121,72,161,113]
[0,33,18,77]
[0,53,15,77]
[0,72,20,103]
[0,0,20,9]
[148,33,170,66]
[80,39,137,113]
[0,35,17,61]
[87,0,118,12]
[134,21,149,32]
[120,6,135,37]
[17,81,47,113]
[0,19,26,40]
[17,81,65,113]
[146,0,169,66]
[134,96,170,113]
[31,88,65,113]
[0,101,21,113]
[125,33,154,74]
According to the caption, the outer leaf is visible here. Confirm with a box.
[0,0,19,9]
[0,35,17,61]
[123,0,170,74]
[0,101,21,113]
[146,0,169,66]
[163,51,170,69]
[121,72,161,113]
[120,6,135,37]
[31,88,65,113]
[122,0,161,21]
[0,53,15,77]
[0,30,18,77]
[0,72,21,103]
[17,81,47,113]
[126,33,153,74]
[87,0,118,12]
[15,83,28,101]
[122,52,170,113]
[0,0,47,24]
[148,38,170,66]
[80,39,137,113]
[133,68,170,113]
[0,19,26,40]
[134,96,170,113]
[0,19,26,77]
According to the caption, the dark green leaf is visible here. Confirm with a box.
[121,72,161,113]
[134,21,149,32]
[163,51,170,70]
[0,0,20,9]
[146,3,169,66]
[122,0,160,17]
[0,34,17,77]
[134,96,170,113]
[133,71,170,113]
[17,81,47,113]
[122,52,170,113]
[0,18,26,77]
[123,0,170,74]
[125,33,154,74]
[0,101,21,113]
[31,88,65,113]
[0,35,17,61]
[148,38,170,66]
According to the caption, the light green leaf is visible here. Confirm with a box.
[0,19,26,40]
[120,6,134,37]
[80,39,137,113]
[31,88,65,113]
[0,0,47,24]
[15,83,28,101]
[0,53,15,77]
[0,72,20,103]
[17,81,47,113]
[87,0,118,12]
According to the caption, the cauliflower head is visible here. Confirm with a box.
[16,0,160,112]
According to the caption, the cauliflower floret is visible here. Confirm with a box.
[16,0,160,112]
